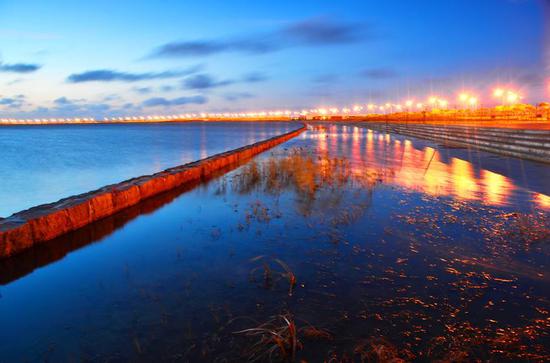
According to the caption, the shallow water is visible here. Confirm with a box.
[0,121,298,217]
[0,124,548,362]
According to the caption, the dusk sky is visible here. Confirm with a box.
[0,0,547,118]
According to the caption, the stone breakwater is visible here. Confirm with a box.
[357,122,550,164]
[0,125,306,259]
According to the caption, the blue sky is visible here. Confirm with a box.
[0,0,546,118]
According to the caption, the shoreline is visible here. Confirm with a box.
[1,117,549,128]
[0,119,297,126]
[0,124,306,259]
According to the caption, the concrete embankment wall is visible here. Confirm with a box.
[358,122,550,164]
[0,125,306,259]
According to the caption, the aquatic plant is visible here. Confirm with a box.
[249,256,296,296]
[234,313,301,362]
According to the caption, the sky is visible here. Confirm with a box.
[0,0,547,118]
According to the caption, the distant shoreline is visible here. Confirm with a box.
[0,118,298,126]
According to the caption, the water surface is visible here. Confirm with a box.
[0,121,298,217]
[0,124,548,362]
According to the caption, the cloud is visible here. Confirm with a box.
[154,41,225,57]
[360,68,398,80]
[160,85,175,92]
[0,94,26,108]
[51,96,111,114]
[102,94,122,102]
[4,96,140,119]
[54,97,70,105]
[0,98,22,107]
[224,92,255,101]
[152,38,276,58]
[0,62,41,73]
[149,16,365,58]
[183,74,234,90]
[142,95,207,107]
[312,74,339,83]
[133,87,153,94]
[67,65,201,83]
[242,72,268,83]
[282,17,360,45]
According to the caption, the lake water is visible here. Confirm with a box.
[0,124,548,362]
[0,122,299,217]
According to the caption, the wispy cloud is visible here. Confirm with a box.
[160,85,175,92]
[283,17,360,45]
[152,38,276,58]
[67,65,202,83]
[242,72,268,83]
[51,96,111,113]
[360,67,398,80]
[133,87,153,94]
[54,96,75,105]
[0,62,41,73]
[149,16,367,58]
[223,92,255,101]
[142,95,207,107]
[182,74,234,90]
[312,74,339,83]
[0,94,26,109]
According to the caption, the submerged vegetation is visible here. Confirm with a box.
[199,140,548,362]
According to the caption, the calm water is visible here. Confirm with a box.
[0,121,299,217]
[0,124,549,362]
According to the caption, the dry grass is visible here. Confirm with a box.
[234,313,300,362]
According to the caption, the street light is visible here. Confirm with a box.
[506,92,520,104]
[492,88,522,105]
[493,88,504,98]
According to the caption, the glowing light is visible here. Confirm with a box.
[506,92,520,103]
[493,88,504,98]
[468,97,478,106]
[458,93,469,102]
[405,100,413,107]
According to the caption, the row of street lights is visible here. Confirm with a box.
[0,87,529,124]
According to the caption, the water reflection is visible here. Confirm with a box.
[0,158,248,285]
[308,125,547,209]
[0,122,298,216]
[535,192,550,209]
